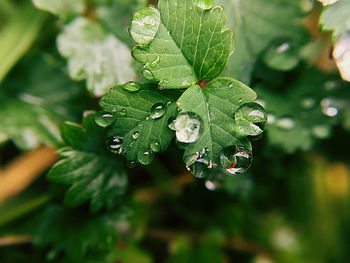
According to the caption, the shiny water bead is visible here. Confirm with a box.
[95,111,115,127]
[185,151,212,178]
[137,148,154,165]
[150,103,166,119]
[132,131,140,140]
[174,112,201,143]
[122,81,141,92]
[220,145,253,175]
[150,140,161,152]
[196,0,214,9]
[235,102,267,136]
[108,136,123,154]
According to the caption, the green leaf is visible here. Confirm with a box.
[176,78,257,168]
[130,0,234,89]
[0,53,87,150]
[57,17,136,96]
[0,2,46,83]
[218,0,307,81]
[320,0,350,39]
[95,0,146,47]
[100,83,180,165]
[48,114,127,212]
[32,0,85,20]
[34,206,122,262]
[256,68,350,152]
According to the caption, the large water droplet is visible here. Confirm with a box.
[234,102,267,136]
[122,81,141,92]
[276,117,295,130]
[95,111,115,127]
[174,112,202,143]
[108,136,123,154]
[185,150,212,178]
[220,145,253,175]
[150,140,161,152]
[137,148,153,165]
[150,103,166,119]
[196,0,214,9]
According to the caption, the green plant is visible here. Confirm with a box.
[0,0,350,262]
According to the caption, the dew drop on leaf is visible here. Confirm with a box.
[220,145,253,175]
[95,111,115,127]
[108,136,123,154]
[150,56,160,68]
[234,102,267,136]
[150,103,166,119]
[185,150,212,178]
[275,117,295,130]
[132,131,140,140]
[142,68,155,80]
[168,117,176,130]
[150,140,161,152]
[119,109,127,116]
[122,81,141,92]
[196,0,214,10]
[174,112,202,143]
[137,148,153,165]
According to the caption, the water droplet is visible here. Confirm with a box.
[150,103,166,119]
[163,78,169,84]
[168,117,176,130]
[95,111,115,127]
[122,81,141,92]
[127,161,136,168]
[229,82,235,88]
[184,150,212,178]
[137,148,153,165]
[142,69,155,80]
[276,42,290,53]
[119,109,127,116]
[220,145,253,175]
[276,117,295,130]
[205,180,222,191]
[137,121,142,126]
[234,102,267,136]
[333,32,350,81]
[312,125,331,139]
[196,0,214,10]
[132,131,140,140]
[166,101,172,106]
[108,136,123,154]
[150,56,160,68]
[150,140,161,152]
[174,112,202,143]
[300,96,316,110]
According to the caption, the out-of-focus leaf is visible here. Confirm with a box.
[0,54,87,150]
[32,0,85,21]
[48,114,127,213]
[57,17,136,96]
[218,0,308,82]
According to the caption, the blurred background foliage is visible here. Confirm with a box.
[0,0,350,262]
